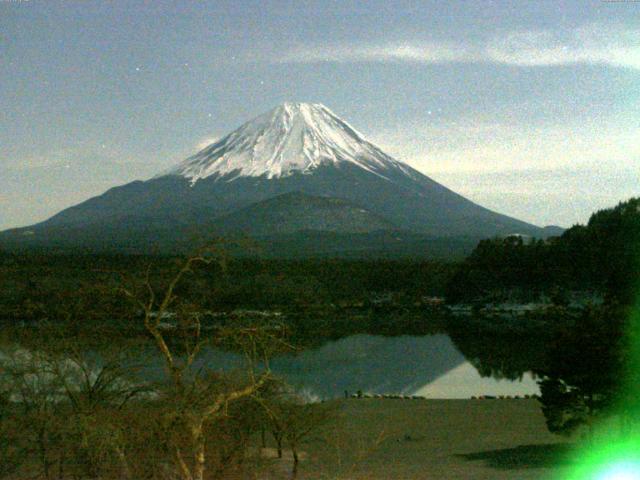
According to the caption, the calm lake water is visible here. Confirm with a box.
[193,334,539,400]
[2,333,539,400]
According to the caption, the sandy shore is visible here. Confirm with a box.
[267,398,573,479]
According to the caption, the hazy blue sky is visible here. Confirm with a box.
[1,0,639,229]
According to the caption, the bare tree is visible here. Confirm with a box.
[254,382,334,478]
[1,242,296,480]
[120,245,279,480]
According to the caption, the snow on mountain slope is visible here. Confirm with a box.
[159,102,416,183]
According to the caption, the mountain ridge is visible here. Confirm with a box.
[0,102,558,257]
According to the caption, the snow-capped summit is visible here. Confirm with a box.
[160,102,410,183]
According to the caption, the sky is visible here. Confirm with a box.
[1,0,639,230]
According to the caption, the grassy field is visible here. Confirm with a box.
[268,398,574,480]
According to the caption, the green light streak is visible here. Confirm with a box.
[559,296,640,479]
[562,436,640,479]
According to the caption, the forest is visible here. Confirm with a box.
[446,197,640,305]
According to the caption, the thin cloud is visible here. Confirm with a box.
[371,118,640,227]
[487,25,640,69]
[279,42,477,64]
[11,148,81,171]
[278,25,640,70]
[372,119,640,175]
[195,137,219,151]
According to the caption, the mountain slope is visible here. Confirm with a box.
[213,191,396,236]
[0,102,551,255]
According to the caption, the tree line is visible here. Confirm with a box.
[446,197,640,304]
[0,254,455,318]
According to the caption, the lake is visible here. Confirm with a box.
[193,334,540,400]
[1,332,540,401]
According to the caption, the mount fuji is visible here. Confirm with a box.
[0,102,557,257]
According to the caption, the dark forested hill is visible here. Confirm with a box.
[446,197,640,303]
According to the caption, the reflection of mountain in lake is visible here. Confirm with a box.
[415,363,539,399]
[270,334,465,398]
[191,334,541,399]
[192,334,464,398]
[64,334,539,400]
